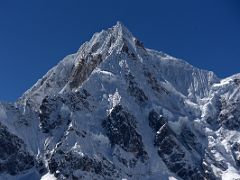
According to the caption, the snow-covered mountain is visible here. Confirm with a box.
[1,22,240,180]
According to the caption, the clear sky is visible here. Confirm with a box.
[0,0,240,101]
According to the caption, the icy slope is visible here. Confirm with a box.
[0,22,240,180]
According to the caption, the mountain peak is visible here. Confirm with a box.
[116,21,124,27]
[114,21,125,30]
[5,22,240,180]
[113,21,140,48]
[113,21,133,38]
[76,21,143,63]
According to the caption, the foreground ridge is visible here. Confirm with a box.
[0,22,240,180]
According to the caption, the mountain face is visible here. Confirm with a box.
[0,22,240,180]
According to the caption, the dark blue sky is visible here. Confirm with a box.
[0,0,240,101]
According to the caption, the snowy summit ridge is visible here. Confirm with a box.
[1,22,240,180]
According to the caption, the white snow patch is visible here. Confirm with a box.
[168,177,178,180]
[41,173,57,180]
[221,165,240,180]
[97,70,117,83]
[108,89,121,113]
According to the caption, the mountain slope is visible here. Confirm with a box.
[0,22,240,180]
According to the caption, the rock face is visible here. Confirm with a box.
[102,105,148,161]
[1,22,240,179]
[0,122,35,176]
[149,110,205,180]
